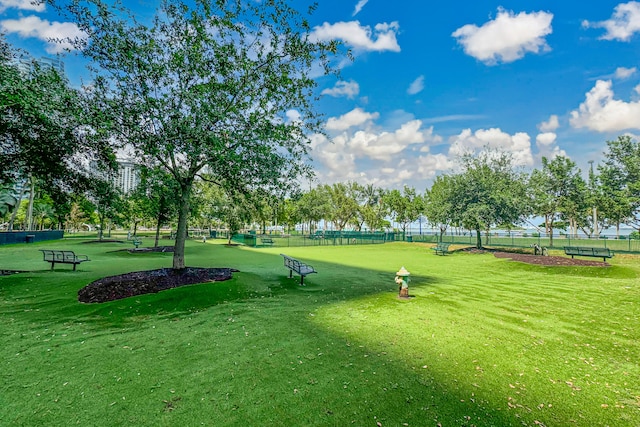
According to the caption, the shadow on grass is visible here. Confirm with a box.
[1,243,631,426]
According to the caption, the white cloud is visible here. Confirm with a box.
[407,75,425,95]
[452,8,553,64]
[285,109,301,123]
[309,21,401,52]
[569,79,640,132]
[538,114,560,132]
[310,111,446,187]
[583,1,640,41]
[0,16,85,53]
[615,66,637,79]
[325,108,379,131]
[448,128,534,166]
[0,0,45,12]
[352,0,368,16]
[535,132,556,147]
[321,80,360,99]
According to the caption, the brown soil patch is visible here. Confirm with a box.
[78,267,238,303]
[492,251,609,267]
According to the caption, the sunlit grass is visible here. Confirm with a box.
[1,239,638,426]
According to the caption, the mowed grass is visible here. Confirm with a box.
[0,239,639,426]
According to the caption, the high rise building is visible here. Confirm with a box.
[15,53,65,76]
[115,159,140,194]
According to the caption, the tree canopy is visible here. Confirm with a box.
[48,0,342,268]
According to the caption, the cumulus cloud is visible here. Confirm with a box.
[0,16,85,53]
[615,66,637,79]
[407,75,425,95]
[536,132,557,147]
[321,80,360,99]
[310,110,446,186]
[325,108,379,131]
[583,1,640,41]
[448,128,534,166]
[0,0,45,12]
[569,79,640,132]
[538,114,560,132]
[352,0,368,16]
[452,8,553,64]
[309,21,401,52]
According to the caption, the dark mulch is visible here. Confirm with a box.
[78,267,238,303]
[460,247,609,266]
[82,239,125,244]
[493,251,609,267]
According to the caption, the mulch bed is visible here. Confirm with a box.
[78,267,238,303]
[492,250,609,267]
[459,247,609,266]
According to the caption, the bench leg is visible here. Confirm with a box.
[73,263,77,271]
[51,262,54,270]
[289,270,293,279]
[300,275,304,286]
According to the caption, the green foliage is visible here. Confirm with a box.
[48,0,343,268]
[449,151,529,248]
[529,156,585,244]
[0,35,113,193]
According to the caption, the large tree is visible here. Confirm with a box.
[50,0,341,269]
[450,151,528,249]
[529,156,584,245]
[385,186,423,237]
[424,175,456,241]
[600,135,640,231]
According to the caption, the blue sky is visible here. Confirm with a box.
[2,0,640,191]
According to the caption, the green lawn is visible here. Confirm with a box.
[1,239,638,426]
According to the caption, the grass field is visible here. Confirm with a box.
[1,238,639,426]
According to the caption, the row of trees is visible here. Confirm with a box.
[11,136,638,252]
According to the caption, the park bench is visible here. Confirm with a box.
[431,242,451,255]
[280,254,317,285]
[261,237,275,247]
[39,249,90,271]
[563,246,613,262]
[132,237,142,248]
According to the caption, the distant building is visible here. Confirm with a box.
[14,53,65,76]
[115,159,140,194]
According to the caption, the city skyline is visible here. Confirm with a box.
[1,0,639,191]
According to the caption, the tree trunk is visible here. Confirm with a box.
[475,227,482,248]
[154,218,161,248]
[8,180,27,231]
[173,181,193,270]
[26,176,35,231]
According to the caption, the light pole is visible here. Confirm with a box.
[588,160,598,237]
